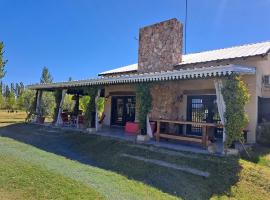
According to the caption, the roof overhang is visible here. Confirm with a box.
[28,64,256,91]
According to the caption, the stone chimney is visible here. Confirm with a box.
[138,18,183,73]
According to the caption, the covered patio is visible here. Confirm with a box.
[28,64,256,154]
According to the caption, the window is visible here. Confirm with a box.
[263,75,270,85]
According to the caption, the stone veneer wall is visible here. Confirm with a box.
[150,82,184,120]
[138,18,183,73]
[149,79,216,121]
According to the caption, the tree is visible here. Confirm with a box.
[0,81,4,109]
[80,96,90,113]
[0,42,7,79]
[15,82,24,98]
[40,66,53,84]
[39,67,55,117]
[4,85,10,98]
[17,89,35,113]
[62,95,74,112]
[6,84,16,110]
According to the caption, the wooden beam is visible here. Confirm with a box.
[152,119,223,128]
[109,91,136,96]
[159,133,202,143]
[183,89,216,95]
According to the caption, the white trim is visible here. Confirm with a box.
[55,89,67,126]
[28,65,256,90]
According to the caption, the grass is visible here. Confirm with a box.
[241,144,270,168]
[0,136,178,200]
[0,111,270,199]
[0,110,26,127]
[0,153,105,200]
[63,133,270,200]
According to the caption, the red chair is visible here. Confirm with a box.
[78,115,85,124]
[61,113,70,125]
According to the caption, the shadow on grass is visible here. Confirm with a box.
[241,143,270,167]
[0,123,242,200]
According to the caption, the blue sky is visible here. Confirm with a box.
[1,0,270,85]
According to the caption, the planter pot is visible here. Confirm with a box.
[86,128,96,134]
[137,135,150,143]
[140,128,147,135]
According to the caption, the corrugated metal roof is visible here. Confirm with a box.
[98,63,137,75]
[28,65,256,90]
[99,41,270,75]
[180,41,270,65]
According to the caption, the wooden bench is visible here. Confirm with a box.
[153,119,223,148]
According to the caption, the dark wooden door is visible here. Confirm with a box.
[111,96,136,126]
[187,95,222,137]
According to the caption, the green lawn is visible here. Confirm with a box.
[0,136,178,200]
[0,112,270,199]
[63,133,270,200]
[0,152,104,200]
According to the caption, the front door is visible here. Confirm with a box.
[187,95,222,137]
[111,96,136,126]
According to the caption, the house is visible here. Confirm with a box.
[28,18,270,150]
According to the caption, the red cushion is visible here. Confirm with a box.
[125,122,139,134]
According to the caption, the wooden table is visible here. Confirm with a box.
[152,119,223,148]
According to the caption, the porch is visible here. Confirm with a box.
[33,122,214,154]
[28,64,256,154]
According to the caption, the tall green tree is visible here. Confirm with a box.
[0,42,7,108]
[17,89,35,113]
[0,42,7,79]
[4,85,10,98]
[6,84,16,110]
[39,67,55,117]
[40,66,53,84]
[0,81,4,108]
[15,82,24,98]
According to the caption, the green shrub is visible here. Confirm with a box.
[84,88,97,128]
[222,75,250,149]
[136,83,152,134]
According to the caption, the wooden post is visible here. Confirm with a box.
[202,126,208,148]
[34,90,43,123]
[156,120,160,142]
[74,94,80,128]
[95,89,101,132]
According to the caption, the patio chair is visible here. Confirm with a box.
[61,113,70,126]
[78,115,85,124]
